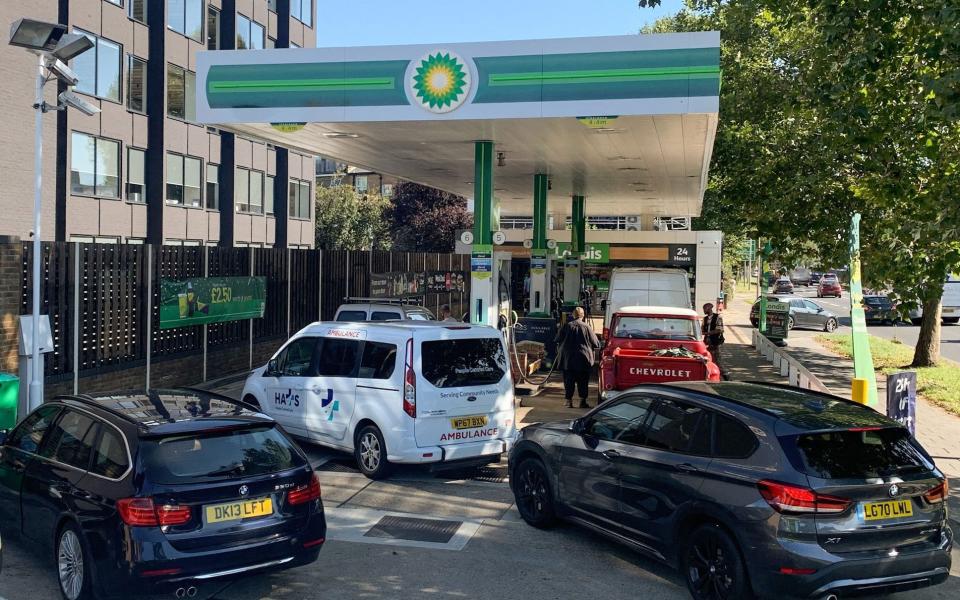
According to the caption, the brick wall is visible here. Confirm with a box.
[0,239,23,375]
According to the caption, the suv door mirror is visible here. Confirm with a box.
[0,429,8,446]
[570,418,586,435]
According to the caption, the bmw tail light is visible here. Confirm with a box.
[403,337,416,418]
[923,479,948,504]
[118,498,191,526]
[288,473,322,505]
[757,480,851,514]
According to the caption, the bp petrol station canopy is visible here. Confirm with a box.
[196,32,719,217]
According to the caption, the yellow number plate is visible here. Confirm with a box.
[450,415,489,430]
[863,499,913,521]
[205,497,273,524]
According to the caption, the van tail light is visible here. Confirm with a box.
[118,498,192,526]
[403,337,416,418]
[288,473,322,505]
[757,480,851,514]
[923,479,948,504]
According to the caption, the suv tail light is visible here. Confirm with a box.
[757,480,852,514]
[118,498,192,526]
[403,337,416,418]
[288,473,322,505]
[923,479,948,504]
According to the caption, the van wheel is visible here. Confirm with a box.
[355,425,390,479]
[513,458,557,528]
[56,522,93,600]
[683,523,753,600]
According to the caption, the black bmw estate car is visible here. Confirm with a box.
[0,390,325,600]
[509,382,952,600]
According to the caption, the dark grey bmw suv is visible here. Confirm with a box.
[509,382,952,599]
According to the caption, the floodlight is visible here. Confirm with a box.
[47,58,78,85]
[8,18,66,52]
[51,33,93,62]
[58,90,100,116]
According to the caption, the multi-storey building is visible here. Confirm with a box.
[0,0,317,248]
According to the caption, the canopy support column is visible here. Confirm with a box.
[528,174,551,316]
[470,141,497,326]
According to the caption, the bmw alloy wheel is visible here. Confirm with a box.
[687,531,733,599]
[57,530,84,600]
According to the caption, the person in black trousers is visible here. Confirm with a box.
[555,306,601,408]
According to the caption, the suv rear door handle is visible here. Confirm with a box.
[601,449,620,460]
[676,463,700,473]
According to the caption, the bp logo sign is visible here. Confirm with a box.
[409,50,471,114]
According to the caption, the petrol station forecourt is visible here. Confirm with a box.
[196,31,723,324]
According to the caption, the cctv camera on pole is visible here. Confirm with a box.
[8,18,97,416]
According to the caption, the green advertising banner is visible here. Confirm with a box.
[160,277,266,329]
[849,213,879,406]
[552,242,609,263]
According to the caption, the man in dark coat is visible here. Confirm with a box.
[555,306,601,408]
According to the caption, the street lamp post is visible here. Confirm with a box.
[9,18,99,412]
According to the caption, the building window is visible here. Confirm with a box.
[206,164,219,209]
[71,132,120,198]
[71,236,120,244]
[268,0,277,12]
[292,0,313,27]
[126,238,145,244]
[355,175,368,193]
[166,153,202,207]
[289,180,310,219]
[168,0,203,42]
[127,55,146,113]
[236,14,264,50]
[126,148,145,203]
[128,0,146,23]
[382,183,394,198]
[265,175,275,214]
[166,63,196,121]
[266,37,275,49]
[206,6,219,50]
[106,0,121,6]
[235,167,266,214]
[72,31,121,102]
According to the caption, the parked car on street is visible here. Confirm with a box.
[0,390,325,600]
[817,274,842,298]
[908,274,960,325]
[335,301,435,322]
[242,321,516,479]
[598,306,720,403]
[863,294,899,324]
[509,381,952,600]
[773,277,794,294]
[750,295,839,331]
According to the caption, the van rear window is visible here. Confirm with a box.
[141,425,306,484]
[785,428,933,479]
[421,338,507,388]
[336,311,367,322]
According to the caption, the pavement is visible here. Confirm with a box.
[2,317,959,600]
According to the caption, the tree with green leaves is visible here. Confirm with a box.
[315,185,393,250]
[388,182,473,252]
[644,0,960,366]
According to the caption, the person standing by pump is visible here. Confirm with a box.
[555,306,600,409]
[702,302,725,375]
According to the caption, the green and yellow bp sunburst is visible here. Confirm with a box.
[412,52,469,112]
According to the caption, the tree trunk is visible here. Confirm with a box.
[912,296,942,367]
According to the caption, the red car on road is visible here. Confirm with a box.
[817,274,842,298]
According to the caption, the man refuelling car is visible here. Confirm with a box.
[598,306,721,402]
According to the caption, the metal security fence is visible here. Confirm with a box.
[20,243,469,390]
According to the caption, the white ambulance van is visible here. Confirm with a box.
[241,322,516,479]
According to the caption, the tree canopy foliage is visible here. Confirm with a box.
[642,0,960,365]
[315,185,393,251]
[388,183,473,252]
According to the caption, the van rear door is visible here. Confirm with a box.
[412,329,515,449]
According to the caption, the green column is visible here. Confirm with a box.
[533,174,548,248]
[473,141,494,245]
[571,195,586,253]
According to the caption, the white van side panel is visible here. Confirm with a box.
[605,269,692,325]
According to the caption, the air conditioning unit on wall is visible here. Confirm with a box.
[625,216,641,231]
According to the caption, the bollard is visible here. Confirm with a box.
[851,378,869,404]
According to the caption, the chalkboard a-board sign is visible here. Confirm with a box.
[765,300,790,343]
[886,371,917,435]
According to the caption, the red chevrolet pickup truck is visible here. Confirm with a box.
[598,306,721,402]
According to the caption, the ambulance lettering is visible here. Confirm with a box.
[439,428,499,442]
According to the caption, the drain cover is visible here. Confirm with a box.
[316,457,360,474]
[364,516,462,544]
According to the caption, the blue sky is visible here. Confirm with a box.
[315,0,686,47]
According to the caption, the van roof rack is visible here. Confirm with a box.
[343,296,425,306]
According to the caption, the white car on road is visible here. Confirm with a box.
[241,321,516,478]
